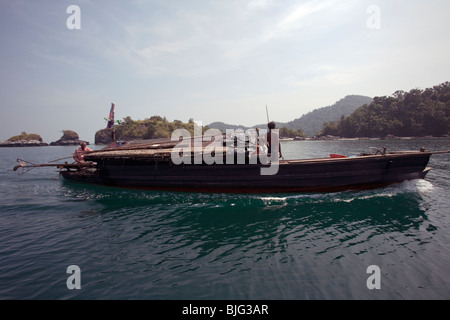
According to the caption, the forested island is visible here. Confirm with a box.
[95,116,202,144]
[320,82,450,138]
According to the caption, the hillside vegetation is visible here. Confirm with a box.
[95,116,206,144]
[321,82,450,138]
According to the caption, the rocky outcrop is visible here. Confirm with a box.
[0,132,48,147]
[50,130,89,146]
[0,140,48,147]
[50,139,89,146]
[95,129,114,145]
[1,130,90,147]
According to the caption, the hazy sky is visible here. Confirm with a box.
[1,0,449,143]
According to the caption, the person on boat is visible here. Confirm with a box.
[267,121,283,159]
[73,142,93,163]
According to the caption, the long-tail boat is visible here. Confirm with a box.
[42,136,447,193]
[13,102,449,194]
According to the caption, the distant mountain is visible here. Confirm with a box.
[206,122,251,133]
[276,95,373,136]
[207,95,373,136]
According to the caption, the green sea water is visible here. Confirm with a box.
[0,139,449,300]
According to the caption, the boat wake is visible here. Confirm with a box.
[58,177,434,216]
[258,179,434,206]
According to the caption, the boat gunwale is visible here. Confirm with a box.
[84,149,435,165]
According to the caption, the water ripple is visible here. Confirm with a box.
[1,142,450,299]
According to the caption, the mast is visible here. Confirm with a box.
[107,103,116,142]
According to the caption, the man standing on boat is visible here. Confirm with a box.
[73,142,93,163]
[267,122,283,159]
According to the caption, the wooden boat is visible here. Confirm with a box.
[54,138,447,193]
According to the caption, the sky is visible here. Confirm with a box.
[0,0,449,143]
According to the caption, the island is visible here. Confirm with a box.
[50,130,89,146]
[0,130,90,147]
[0,132,48,147]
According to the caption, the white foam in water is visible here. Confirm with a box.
[258,179,434,205]
[259,196,287,202]
[259,192,330,203]
[383,179,434,195]
[410,179,434,193]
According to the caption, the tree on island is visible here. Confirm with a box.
[279,127,307,139]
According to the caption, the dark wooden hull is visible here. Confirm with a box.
[60,151,432,193]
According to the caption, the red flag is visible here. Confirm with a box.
[107,103,115,129]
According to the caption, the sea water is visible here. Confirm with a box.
[0,139,449,300]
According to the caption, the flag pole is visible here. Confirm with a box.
[107,103,116,142]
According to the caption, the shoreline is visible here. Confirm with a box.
[0,139,90,148]
[282,136,450,141]
[2,136,450,147]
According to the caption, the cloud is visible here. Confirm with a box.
[262,0,358,42]
[287,64,358,88]
[57,0,360,81]
[247,0,273,9]
[2,0,449,142]
[280,1,332,28]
